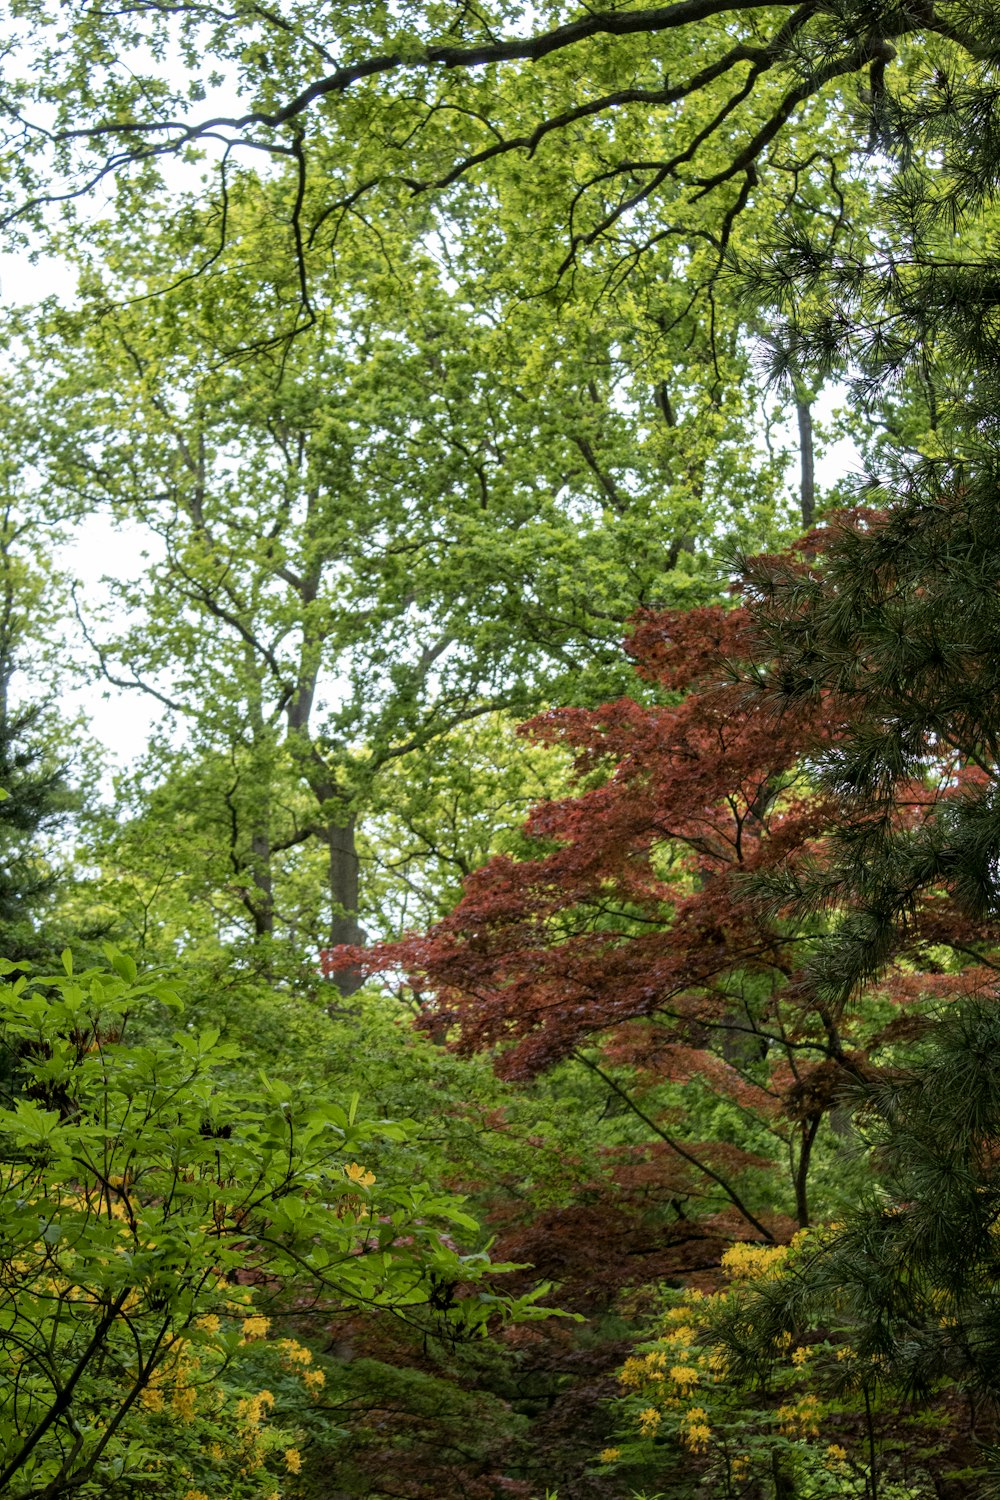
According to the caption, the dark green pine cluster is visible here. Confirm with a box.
[726,39,1000,1462]
[0,663,75,964]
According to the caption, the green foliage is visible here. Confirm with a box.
[76,712,572,958]
[2,3,992,1496]
[0,947,543,1499]
[358,713,573,934]
[603,1000,1000,1498]
[0,510,82,963]
[11,171,797,962]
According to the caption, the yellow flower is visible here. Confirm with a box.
[237,1390,276,1428]
[683,1421,711,1453]
[242,1313,270,1340]
[777,1394,821,1438]
[825,1443,849,1471]
[681,1407,711,1453]
[668,1365,700,1394]
[279,1339,313,1365]
[140,1388,164,1412]
[731,1455,749,1480]
[284,1447,303,1474]
[344,1161,376,1187]
[638,1406,662,1436]
[303,1368,325,1392]
[182,1492,211,1500]
[599,1448,621,1462]
[791,1344,810,1366]
[195,1314,220,1334]
[721,1242,789,1281]
[172,1386,197,1423]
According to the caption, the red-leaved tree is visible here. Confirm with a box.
[329,602,851,1235]
[331,575,1000,1212]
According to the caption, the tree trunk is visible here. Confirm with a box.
[773,1450,797,1499]
[793,1115,821,1229]
[324,812,367,996]
[795,392,815,530]
[246,829,274,939]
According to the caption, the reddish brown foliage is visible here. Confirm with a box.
[329,604,842,1128]
[328,598,998,1218]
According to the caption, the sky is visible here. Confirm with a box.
[1,246,165,772]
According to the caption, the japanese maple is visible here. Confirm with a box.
[329,570,997,1236]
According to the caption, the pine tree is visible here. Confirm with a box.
[718,38,1000,1467]
[0,700,71,959]
[0,542,75,961]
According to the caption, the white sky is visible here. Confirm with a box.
[0,247,165,771]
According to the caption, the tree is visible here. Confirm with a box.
[0,0,941,336]
[13,162,795,975]
[708,196,1000,1499]
[0,487,81,962]
[727,93,1000,1049]
[330,601,848,1232]
[334,523,1000,1212]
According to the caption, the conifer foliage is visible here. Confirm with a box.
[0,533,75,961]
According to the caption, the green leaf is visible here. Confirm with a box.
[110,952,138,984]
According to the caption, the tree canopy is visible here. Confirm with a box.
[0,0,906,346]
[7,1,1000,1496]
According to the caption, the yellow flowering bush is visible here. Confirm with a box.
[596,1234,938,1497]
[108,1312,334,1498]
[719,1241,789,1281]
[0,949,539,1499]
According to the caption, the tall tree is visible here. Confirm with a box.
[18,170,793,971]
